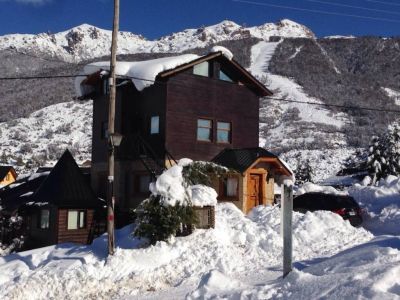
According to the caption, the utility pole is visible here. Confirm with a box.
[281,182,293,278]
[107,0,120,256]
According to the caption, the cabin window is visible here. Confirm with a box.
[67,210,86,230]
[197,119,212,142]
[220,177,238,198]
[150,116,160,134]
[219,70,233,82]
[193,62,209,77]
[103,78,110,95]
[139,175,151,193]
[217,122,231,143]
[101,121,109,139]
[39,209,50,229]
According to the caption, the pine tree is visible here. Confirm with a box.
[367,123,400,184]
[295,159,315,185]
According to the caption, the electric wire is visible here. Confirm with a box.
[232,0,400,23]
[306,0,400,16]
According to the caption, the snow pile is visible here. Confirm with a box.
[76,54,199,95]
[197,236,400,300]
[349,176,400,235]
[0,203,371,299]
[296,182,345,196]
[210,46,233,60]
[149,159,217,207]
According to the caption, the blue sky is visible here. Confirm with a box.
[0,0,399,38]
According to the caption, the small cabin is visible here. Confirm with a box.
[212,148,293,213]
[0,166,17,187]
[0,150,104,250]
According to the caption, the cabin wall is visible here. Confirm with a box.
[57,209,95,244]
[211,174,246,212]
[25,206,58,249]
[165,68,260,161]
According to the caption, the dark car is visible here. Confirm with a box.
[293,192,363,227]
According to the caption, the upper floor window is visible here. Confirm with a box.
[219,70,233,82]
[197,119,212,142]
[38,209,50,229]
[67,210,86,230]
[217,122,231,143]
[150,116,160,134]
[193,62,209,77]
[102,78,110,95]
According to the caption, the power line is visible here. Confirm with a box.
[232,0,400,23]
[307,0,400,16]
[364,0,400,7]
[0,69,399,114]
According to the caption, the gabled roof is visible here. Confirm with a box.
[158,51,272,97]
[212,147,292,176]
[77,49,272,97]
[0,150,100,213]
[0,165,16,181]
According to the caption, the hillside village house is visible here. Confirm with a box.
[0,151,103,250]
[0,166,17,187]
[77,47,293,217]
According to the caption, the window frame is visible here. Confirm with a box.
[67,209,86,230]
[150,115,160,135]
[193,61,210,77]
[196,118,213,142]
[216,121,232,144]
[38,208,50,230]
[102,78,110,95]
[218,176,239,201]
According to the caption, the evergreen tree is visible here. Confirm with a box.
[295,159,315,185]
[367,123,400,184]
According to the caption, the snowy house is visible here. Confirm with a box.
[0,166,17,187]
[0,150,103,250]
[77,47,274,218]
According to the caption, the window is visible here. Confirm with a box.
[67,210,86,230]
[150,116,159,134]
[101,121,109,139]
[219,70,233,82]
[217,122,231,143]
[103,78,109,95]
[39,209,50,229]
[197,119,212,142]
[193,62,209,77]
[139,175,151,193]
[221,177,238,198]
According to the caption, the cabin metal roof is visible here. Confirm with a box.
[212,147,292,175]
[0,150,100,213]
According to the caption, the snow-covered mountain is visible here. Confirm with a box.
[1,19,399,178]
[0,19,314,62]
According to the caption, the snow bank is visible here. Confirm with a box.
[190,185,217,207]
[210,46,233,60]
[0,203,371,299]
[349,176,400,235]
[296,182,345,196]
[76,54,199,96]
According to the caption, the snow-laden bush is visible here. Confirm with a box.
[367,123,400,184]
[0,209,25,256]
[133,159,226,244]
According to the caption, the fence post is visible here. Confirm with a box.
[281,182,293,278]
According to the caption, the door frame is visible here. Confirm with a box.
[246,172,264,213]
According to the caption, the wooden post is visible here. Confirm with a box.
[281,182,293,278]
[107,0,119,256]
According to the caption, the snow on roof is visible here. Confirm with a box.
[76,53,200,96]
[210,46,233,60]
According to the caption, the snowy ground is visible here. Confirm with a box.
[1,171,400,299]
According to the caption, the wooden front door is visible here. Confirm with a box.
[247,174,262,213]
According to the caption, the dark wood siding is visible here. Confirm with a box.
[57,209,95,244]
[165,70,259,161]
[24,206,58,249]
